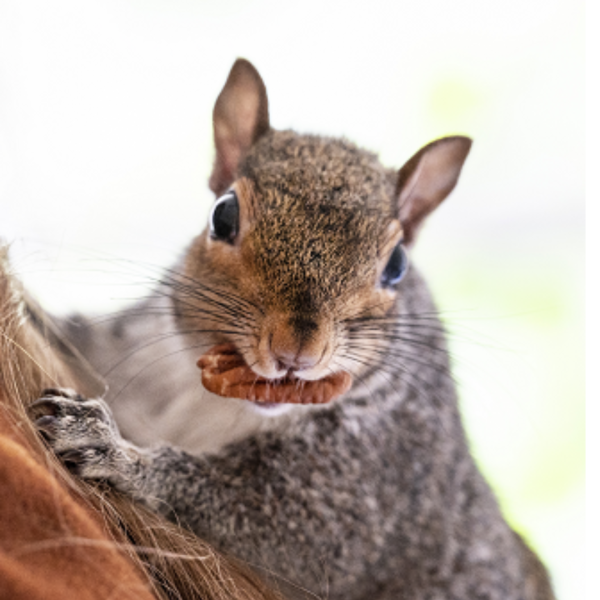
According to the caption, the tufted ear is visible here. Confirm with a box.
[209,59,270,196]
[396,136,472,245]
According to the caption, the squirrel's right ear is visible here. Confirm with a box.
[396,136,472,245]
[209,59,270,196]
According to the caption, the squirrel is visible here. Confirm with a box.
[31,59,555,599]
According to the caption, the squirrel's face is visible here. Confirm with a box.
[185,132,407,382]
[177,59,470,401]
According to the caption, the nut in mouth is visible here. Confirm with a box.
[197,344,352,405]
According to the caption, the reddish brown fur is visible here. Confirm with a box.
[0,249,282,600]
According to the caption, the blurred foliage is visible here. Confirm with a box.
[414,234,584,598]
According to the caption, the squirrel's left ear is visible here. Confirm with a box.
[396,136,471,245]
[210,59,270,195]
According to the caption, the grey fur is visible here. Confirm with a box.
[33,63,555,600]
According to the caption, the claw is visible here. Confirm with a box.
[57,449,85,475]
[41,388,65,397]
[35,415,58,436]
[58,448,85,465]
[41,388,83,401]
[29,397,61,415]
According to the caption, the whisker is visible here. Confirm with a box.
[109,342,213,403]
[339,348,452,436]
[99,328,251,379]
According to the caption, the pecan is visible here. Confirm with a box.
[197,344,352,405]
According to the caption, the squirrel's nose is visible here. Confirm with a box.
[269,319,322,373]
[254,313,334,379]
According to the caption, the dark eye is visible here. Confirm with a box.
[381,244,408,287]
[210,191,239,243]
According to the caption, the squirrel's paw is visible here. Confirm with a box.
[30,388,140,490]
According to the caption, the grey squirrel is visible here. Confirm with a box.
[31,59,555,599]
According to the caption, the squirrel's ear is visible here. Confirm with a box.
[396,136,471,245]
[209,59,270,195]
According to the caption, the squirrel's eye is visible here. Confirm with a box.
[381,244,408,287]
[210,191,239,243]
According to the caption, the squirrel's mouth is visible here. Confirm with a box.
[197,343,352,405]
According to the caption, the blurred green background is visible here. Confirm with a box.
[0,0,584,597]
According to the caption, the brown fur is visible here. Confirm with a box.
[180,129,446,385]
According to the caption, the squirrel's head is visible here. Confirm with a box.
[182,59,471,390]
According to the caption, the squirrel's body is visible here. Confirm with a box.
[66,268,550,599]
[36,61,555,599]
